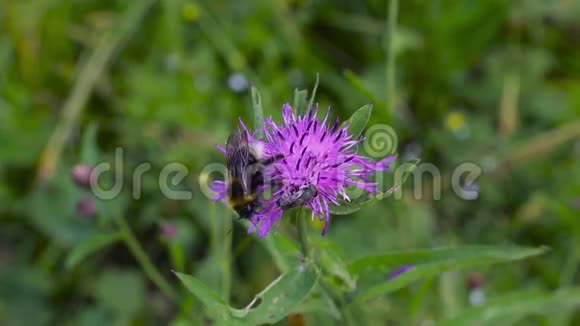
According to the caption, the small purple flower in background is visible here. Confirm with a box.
[71,164,95,189]
[466,272,486,306]
[162,223,178,240]
[76,197,97,218]
[389,265,414,280]
[466,272,485,289]
[211,103,396,237]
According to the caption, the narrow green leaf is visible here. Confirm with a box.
[343,69,391,123]
[35,0,155,183]
[328,202,365,215]
[251,86,264,139]
[293,88,308,115]
[329,159,418,215]
[174,271,234,322]
[443,288,580,326]
[349,245,549,302]
[80,122,99,164]
[231,262,319,324]
[65,232,122,270]
[341,103,373,139]
[307,73,320,111]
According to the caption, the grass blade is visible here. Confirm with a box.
[307,73,320,110]
[443,288,580,326]
[251,86,264,139]
[65,232,122,270]
[36,0,155,183]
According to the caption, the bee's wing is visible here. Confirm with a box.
[225,133,253,193]
[225,133,250,173]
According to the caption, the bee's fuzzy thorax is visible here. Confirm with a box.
[250,141,265,160]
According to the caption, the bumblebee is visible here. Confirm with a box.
[225,132,280,219]
[278,184,318,210]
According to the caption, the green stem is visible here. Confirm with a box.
[321,279,355,326]
[115,214,180,302]
[296,209,311,258]
[560,241,580,288]
[385,0,398,113]
[295,210,353,325]
[222,210,233,302]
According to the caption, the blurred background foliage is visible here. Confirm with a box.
[1,0,580,325]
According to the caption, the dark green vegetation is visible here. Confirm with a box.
[1,0,580,325]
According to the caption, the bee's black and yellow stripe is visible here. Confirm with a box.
[227,194,257,207]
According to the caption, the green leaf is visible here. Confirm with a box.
[95,269,146,321]
[65,232,122,270]
[329,159,419,215]
[342,103,373,139]
[349,245,549,302]
[80,122,99,164]
[328,200,368,215]
[314,241,356,291]
[307,73,320,111]
[231,262,319,324]
[293,88,308,115]
[174,271,234,322]
[251,86,264,139]
[343,69,391,123]
[292,288,341,319]
[260,234,302,272]
[443,287,580,326]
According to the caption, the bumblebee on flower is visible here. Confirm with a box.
[211,103,396,237]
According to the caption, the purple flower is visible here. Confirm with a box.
[76,197,97,218]
[71,164,95,189]
[389,265,414,280]
[162,223,178,240]
[211,103,396,237]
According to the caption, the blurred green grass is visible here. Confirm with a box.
[1,0,580,325]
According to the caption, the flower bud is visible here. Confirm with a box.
[162,223,178,240]
[76,197,97,218]
[72,164,95,189]
[466,272,485,289]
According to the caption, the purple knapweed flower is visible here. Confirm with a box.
[210,103,396,237]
